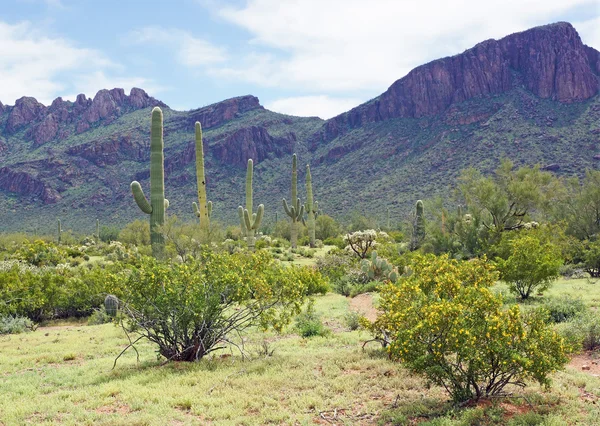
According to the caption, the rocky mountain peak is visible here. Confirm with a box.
[316,21,599,144]
[6,96,47,134]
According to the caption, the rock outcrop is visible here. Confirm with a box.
[0,167,60,203]
[182,95,263,129]
[6,97,46,134]
[314,22,600,145]
[212,126,295,167]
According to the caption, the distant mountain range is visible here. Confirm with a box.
[0,22,599,233]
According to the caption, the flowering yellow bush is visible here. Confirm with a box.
[365,254,569,402]
[118,249,325,362]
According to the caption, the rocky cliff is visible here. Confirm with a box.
[314,22,599,145]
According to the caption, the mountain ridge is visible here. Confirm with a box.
[0,21,598,232]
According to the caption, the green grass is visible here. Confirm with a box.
[1,292,599,425]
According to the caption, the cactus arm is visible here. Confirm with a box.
[298,203,305,219]
[244,209,252,231]
[207,201,212,217]
[164,199,169,210]
[238,206,247,233]
[283,198,293,217]
[193,202,200,217]
[254,204,264,229]
[131,181,152,214]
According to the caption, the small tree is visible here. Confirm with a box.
[343,229,378,259]
[116,251,319,362]
[365,254,569,403]
[494,228,563,299]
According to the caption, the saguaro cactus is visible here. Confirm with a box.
[304,164,318,248]
[95,219,100,242]
[192,122,212,232]
[282,154,304,248]
[57,219,62,244]
[238,159,264,251]
[130,107,169,259]
[104,294,119,317]
[411,199,426,250]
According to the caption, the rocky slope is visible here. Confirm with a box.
[0,22,598,233]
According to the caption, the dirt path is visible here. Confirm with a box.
[348,293,378,322]
[568,352,600,378]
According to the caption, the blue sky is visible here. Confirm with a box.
[2,0,599,118]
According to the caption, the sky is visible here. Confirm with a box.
[1,0,599,119]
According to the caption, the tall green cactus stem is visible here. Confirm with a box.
[282,154,304,248]
[238,159,264,251]
[411,199,426,250]
[305,164,318,248]
[130,107,169,260]
[96,219,100,242]
[192,121,212,232]
[57,219,62,244]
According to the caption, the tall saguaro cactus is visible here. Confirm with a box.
[238,159,264,251]
[57,219,62,244]
[192,121,212,232]
[130,107,169,259]
[411,199,426,250]
[282,154,304,248]
[304,164,318,248]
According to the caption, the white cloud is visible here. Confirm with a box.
[129,27,228,66]
[574,16,600,48]
[265,95,363,119]
[0,20,155,105]
[214,0,599,94]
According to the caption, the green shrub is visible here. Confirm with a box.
[14,240,68,266]
[316,253,352,288]
[87,306,113,325]
[118,250,310,362]
[494,229,563,299]
[541,296,587,323]
[366,254,569,403]
[558,311,600,351]
[349,280,380,297]
[343,310,361,331]
[295,302,330,338]
[323,236,345,250]
[255,239,268,250]
[0,315,34,334]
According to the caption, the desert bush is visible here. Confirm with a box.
[365,254,569,403]
[0,261,121,321]
[343,229,379,258]
[494,228,563,299]
[323,236,345,250]
[14,240,68,267]
[118,219,150,246]
[540,296,587,323]
[344,310,361,331]
[315,214,341,240]
[316,253,352,286]
[117,250,313,362]
[558,311,600,351]
[99,225,120,243]
[0,315,35,334]
[295,301,330,338]
[87,306,114,325]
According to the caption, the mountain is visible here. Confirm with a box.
[0,22,599,233]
